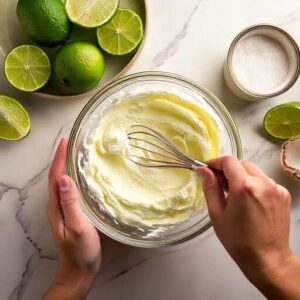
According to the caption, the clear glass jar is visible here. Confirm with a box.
[224,24,300,101]
[67,72,242,248]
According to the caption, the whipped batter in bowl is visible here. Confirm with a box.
[83,92,220,227]
[67,72,242,247]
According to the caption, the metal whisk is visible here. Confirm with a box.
[127,125,228,189]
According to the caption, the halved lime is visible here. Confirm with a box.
[285,101,300,108]
[4,45,51,92]
[263,102,300,139]
[66,0,119,28]
[97,8,143,56]
[0,96,30,141]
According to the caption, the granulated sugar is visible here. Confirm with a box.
[232,34,290,94]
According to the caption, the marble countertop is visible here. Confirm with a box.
[1,0,300,299]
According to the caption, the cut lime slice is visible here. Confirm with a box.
[285,101,300,108]
[4,45,51,92]
[97,8,143,56]
[66,0,119,28]
[0,95,30,141]
[263,103,300,139]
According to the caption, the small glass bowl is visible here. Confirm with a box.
[67,72,242,248]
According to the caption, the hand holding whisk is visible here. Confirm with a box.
[127,125,228,190]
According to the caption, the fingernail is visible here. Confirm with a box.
[196,168,207,177]
[58,138,64,147]
[58,177,69,192]
[61,137,68,144]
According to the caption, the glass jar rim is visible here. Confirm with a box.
[226,24,300,99]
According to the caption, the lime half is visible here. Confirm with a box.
[66,0,119,28]
[4,45,51,92]
[0,96,30,141]
[283,101,300,108]
[97,8,143,55]
[263,102,300,139]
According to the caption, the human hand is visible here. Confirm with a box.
[197,157,300,299]
[44,138,101,300]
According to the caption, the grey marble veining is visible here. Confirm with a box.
[151,0,203,68]
[281,4,300,25]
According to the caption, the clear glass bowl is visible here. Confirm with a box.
[67,72,242,248]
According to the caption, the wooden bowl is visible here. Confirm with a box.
[0,0,148,100]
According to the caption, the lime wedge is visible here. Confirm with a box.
[66,0,119,28]
[4,45,51,92]
[0,96,30,141]
[263,102,300,139]
[97,8,143,55]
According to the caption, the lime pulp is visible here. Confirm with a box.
[263,102,300,139]
[4,45,51,92]
[0,95,30,141]
[65,0,119,28]
[97,8,143,56]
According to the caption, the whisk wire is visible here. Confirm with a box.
[127,125,195,169]
[127,125,228,190]
[128,126,194,164]
[128,157,193,169]
[129,155,192,169]
[128,142,188,164]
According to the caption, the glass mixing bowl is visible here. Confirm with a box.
[67,72,242,248]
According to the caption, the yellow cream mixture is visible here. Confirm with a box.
[83,92,220,227]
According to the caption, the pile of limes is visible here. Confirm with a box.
[1,0,144,141]
[4,0,144,94]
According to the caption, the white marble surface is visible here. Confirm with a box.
[1,0,300,299]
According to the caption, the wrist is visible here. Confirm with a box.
[43,263,97,300]
[250,251,300,299]
[54,263,96,292]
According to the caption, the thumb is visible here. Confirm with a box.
[57,175,84,228]
[196,167,226,221]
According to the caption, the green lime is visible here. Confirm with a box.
[4,45,51,92]
[0,96,30,141]
[17,0,72,47]
[263,102,300,139]
[97,8,143,56]
[66,0,119,28]
[284,101,300,108]
[53,41,105,93]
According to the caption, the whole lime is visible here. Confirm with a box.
[53,41,105,93]
[17,0,72,47]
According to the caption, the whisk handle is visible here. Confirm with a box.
[193,160,228,191]
[209,167,229,191]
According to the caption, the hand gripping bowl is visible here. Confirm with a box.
[67,72,242,248]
